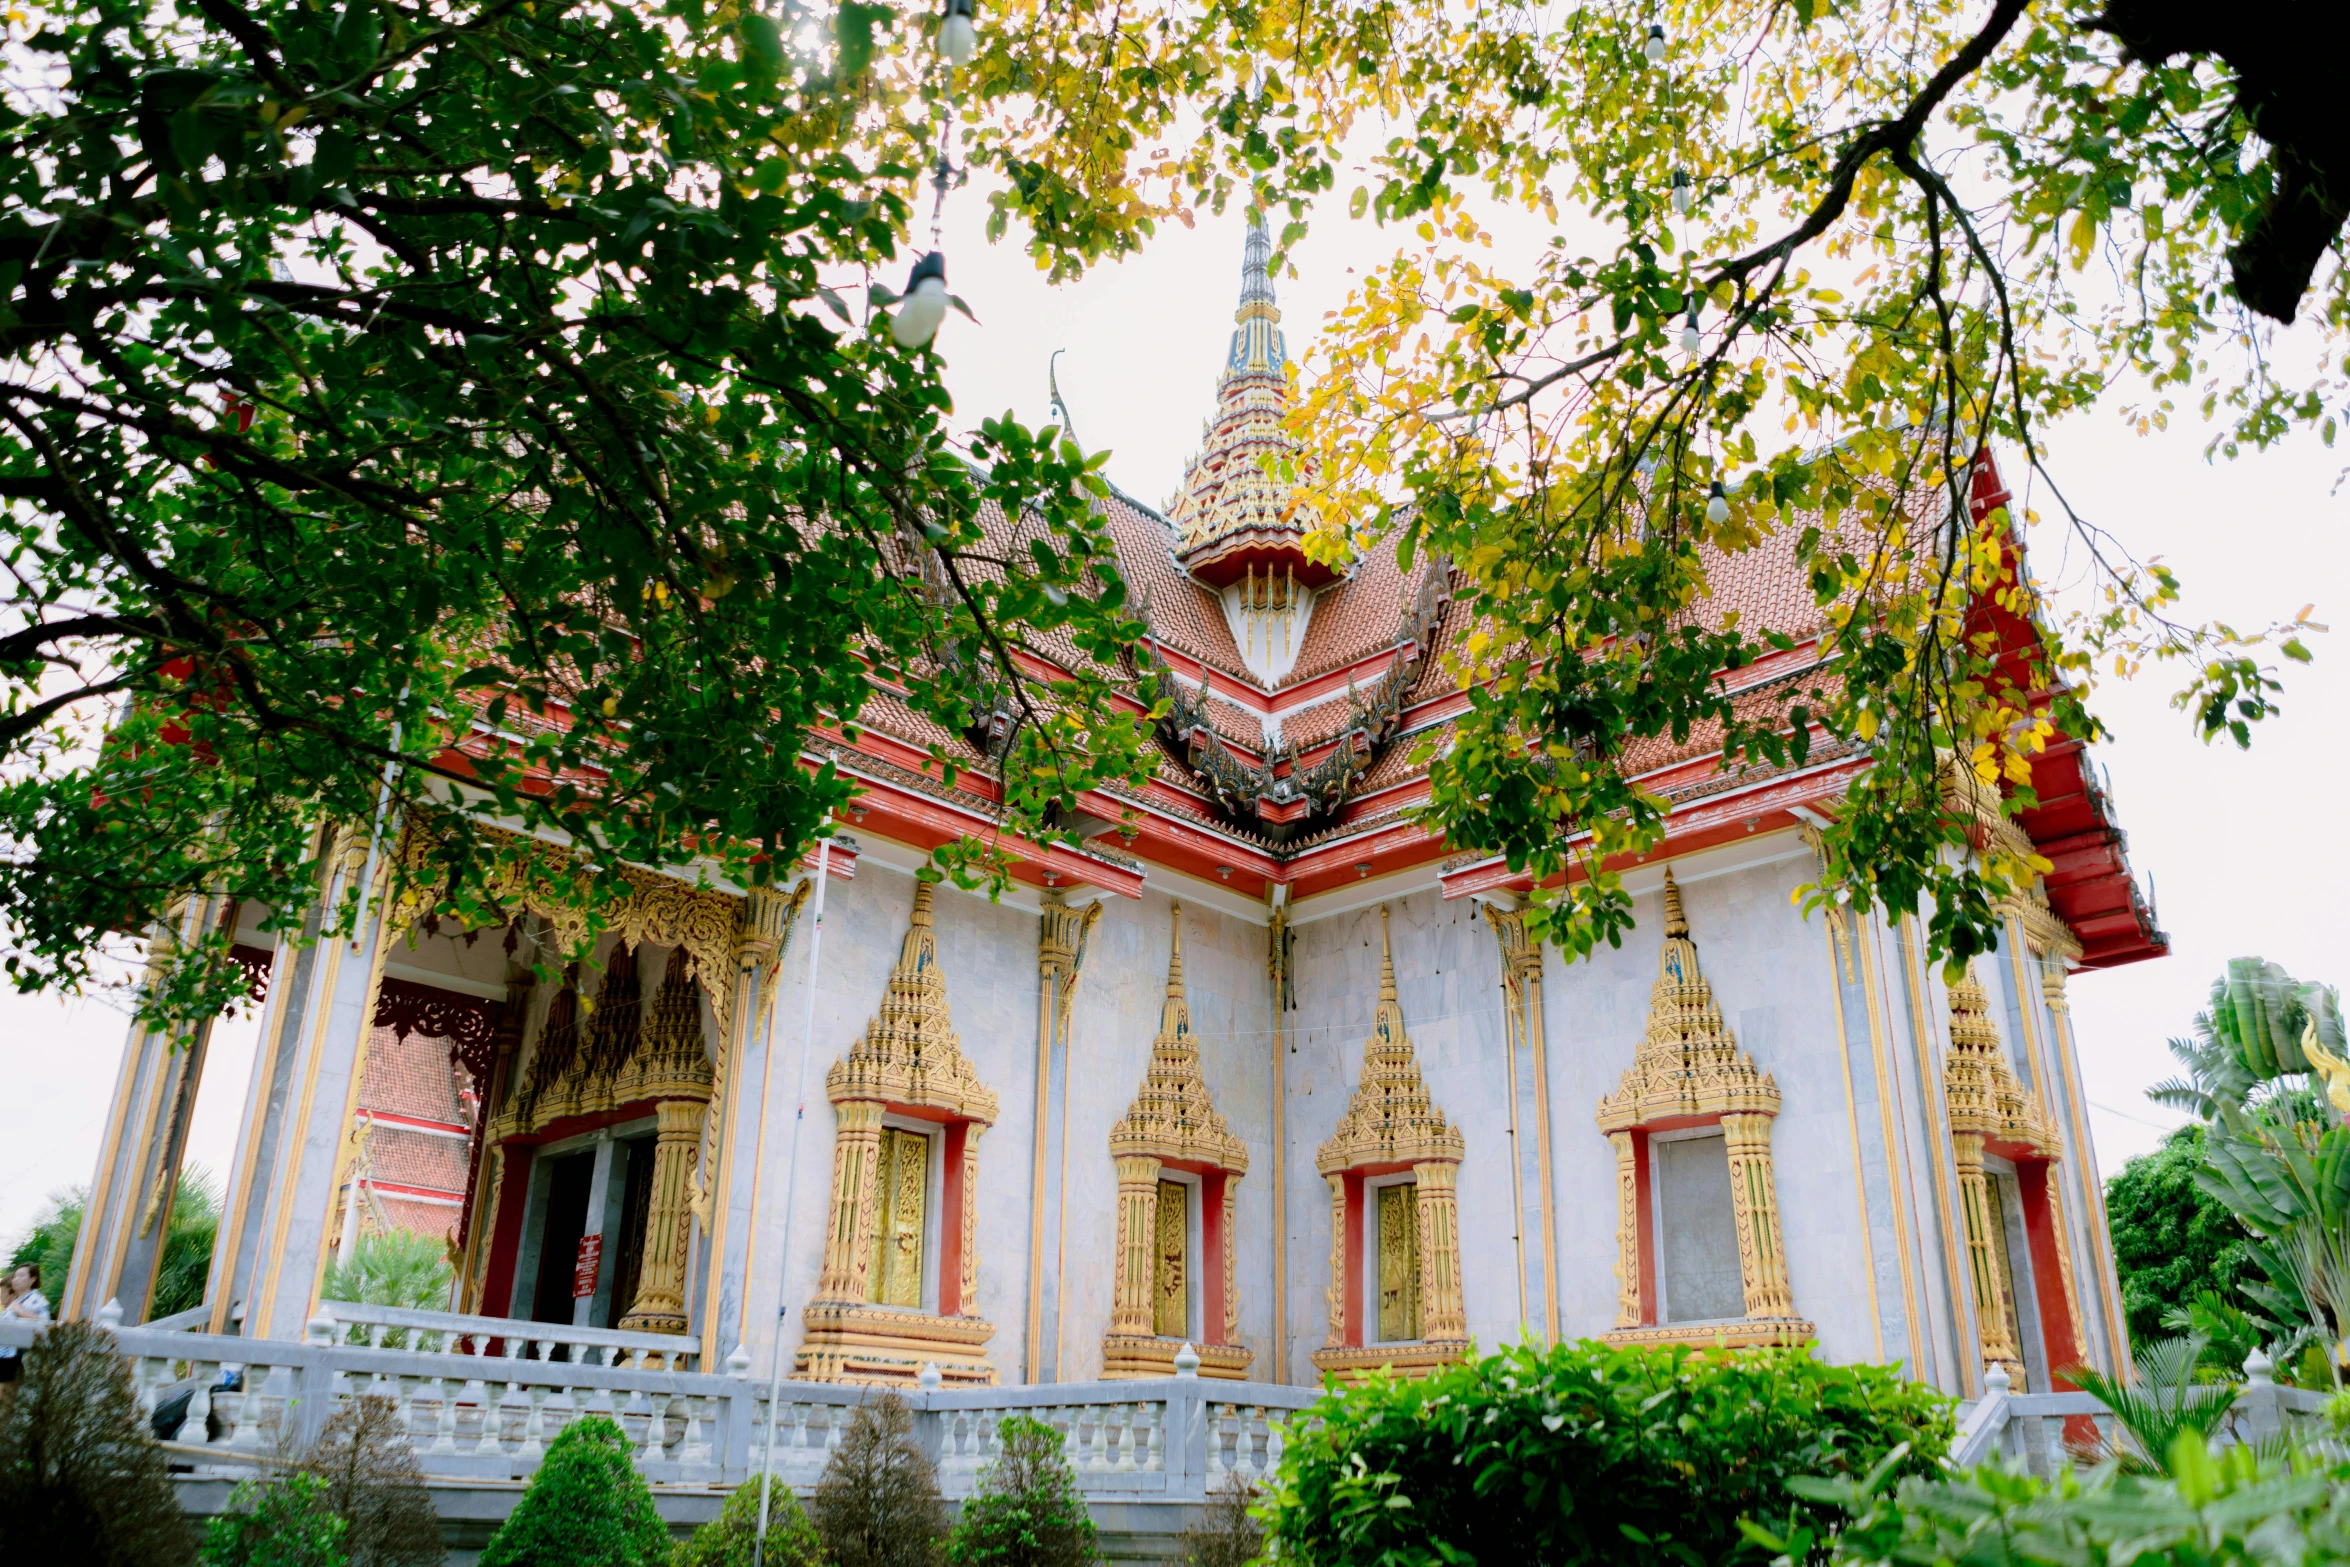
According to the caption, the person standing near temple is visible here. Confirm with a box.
[0,1263,49,1389]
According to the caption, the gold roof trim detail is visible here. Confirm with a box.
[1943,967,2058,1157]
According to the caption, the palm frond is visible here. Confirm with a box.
[2069,1334,2240,1475]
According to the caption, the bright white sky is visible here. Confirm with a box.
[3,183,2343,1253]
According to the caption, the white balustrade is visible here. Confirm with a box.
[1949,1358,2330,1474]
[0,1314,1316,1504]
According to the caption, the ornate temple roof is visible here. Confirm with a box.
[800,238,2166,963]
[1165,219,1336,593]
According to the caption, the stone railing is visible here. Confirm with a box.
[0,1312,1316,1502]
[1950,1355,2334,1475]
[315,1299,705,1371]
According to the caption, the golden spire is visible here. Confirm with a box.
[1317,904,1464,1174]
[1943,966,2056,1154]
[1596,869,1778,1130]
[1377,903,1400,1003]
[1111,905,1245,1172]
[1163,904,1190,1018]
[828,878,997,1124]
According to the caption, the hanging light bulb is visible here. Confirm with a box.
[940,0,977,65]
[890,251,948,348]
[1681,303,1701,358]
[1643,23,1665,63]
[1671,169,1693,217]
[1705,479,1730,526]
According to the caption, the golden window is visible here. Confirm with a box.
[867,1126,928,1308]
[1376,1182,1422,1342]
[1154,1179,1189,1338]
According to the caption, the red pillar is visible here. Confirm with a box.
[938,1121,969,1317]
[1202,1172,1228,1345]
[478,1144,534,1345]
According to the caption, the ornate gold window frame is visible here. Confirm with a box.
[1309,906,1468,1383]
[1596,870,1812,1350]
[796,879,1000,1387]
[1102,907,1252,1380]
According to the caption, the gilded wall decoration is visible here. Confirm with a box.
[1596,871,1811,1347]
[1311,905,1468,1383]
[799,878,998,1387]
[1154,1179,1189,1338]
[1376,1183,1422,1342]
[393,816,744,1047]
[1482,902,1562,1345]
[1944,965,2064,1387]
[1103,908,1252,1380]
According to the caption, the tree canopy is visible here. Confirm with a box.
[2106,1125,2255,1351]
[4,0,2337,1013]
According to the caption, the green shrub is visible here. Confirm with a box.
[301,1395,446,1567]
[1259,1340,1952,1567]
[811,1394,946,1567]
[945,1415,1097,1567]
[1176,1475,1260,1567]
[202,1472,350,1567]
[673,1479,823,1567]
[480,1415,669,1567]
[1782,1437,2350,1567]
[0,1320,197,1565]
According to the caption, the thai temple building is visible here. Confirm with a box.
[64,219,2166,1422]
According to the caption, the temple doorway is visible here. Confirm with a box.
[508,1123,656,1331]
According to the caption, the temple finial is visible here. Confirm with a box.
[1661,868,1688,938]
[911,877,935,924]
[1167,904,1186,998]
[1378,904,1397,1002]
[1048,347,1081,448]
[1239,214,1275,314]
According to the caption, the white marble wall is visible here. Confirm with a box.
[725,832,2126,1396]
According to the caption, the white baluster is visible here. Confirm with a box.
[458,1373,491,1454]
[185,1369,215,1447]
[261,1363,298,1454]
[228,1365,268,1452]
[431,1376,464,1457]
[517,1382,549,1462]
[1142,1400,1164,1472]
[492,1378,525,1458]
[621,1387,652,1456]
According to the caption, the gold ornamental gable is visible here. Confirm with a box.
[828,879,999,1126]
[1597,871,1780,1133]
[394,817,744,1047]
[1944,968,2059,1156]
[499,945,715,1138]
[1316,906,1464,1176]
[1109,908,1247,1174]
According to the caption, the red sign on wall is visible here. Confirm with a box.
[573,1234,603,1299]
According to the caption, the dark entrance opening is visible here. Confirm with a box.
[528,1151,595,1325]
[609,1136,656,1325]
